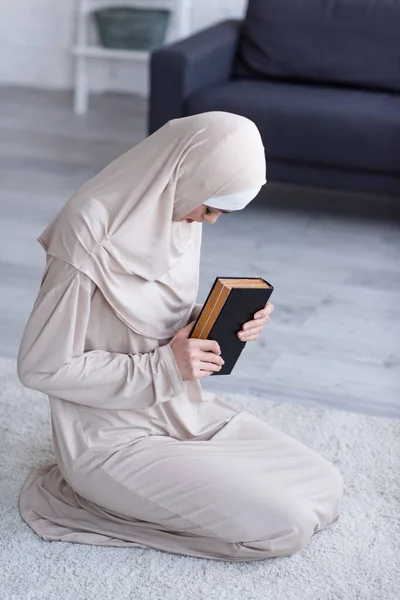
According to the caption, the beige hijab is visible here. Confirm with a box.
[38,111,266,340]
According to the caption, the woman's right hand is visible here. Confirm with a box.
[169,321,225,381]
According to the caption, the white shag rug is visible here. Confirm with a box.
[0,357,399,600]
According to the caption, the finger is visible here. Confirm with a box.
[253,310,268,321]
[239,333,259,342]
[197,370,212,379]
[199,351,224,366]
[243,317,269,329]
[194,339,221,355]
[238,327,263,340]
[196,361,223,373]
[241,322,266,333]
[243,325,264,334]
[254,303,274,320]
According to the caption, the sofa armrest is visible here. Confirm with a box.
[148,19,241,135]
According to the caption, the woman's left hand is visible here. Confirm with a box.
[237,302,274,342]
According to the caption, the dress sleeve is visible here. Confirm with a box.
[17,266,185,410]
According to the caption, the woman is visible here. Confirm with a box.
[17,111,345,562]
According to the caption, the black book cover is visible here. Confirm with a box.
[189,277,274,375]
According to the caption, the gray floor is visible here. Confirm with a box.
[1,87,399,418]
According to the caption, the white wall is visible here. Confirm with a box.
[0,0,247,96]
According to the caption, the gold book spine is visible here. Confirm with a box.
[191,281,231,340]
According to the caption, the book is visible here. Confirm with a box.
[189,276,274,375]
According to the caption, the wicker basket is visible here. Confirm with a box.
[93,6,171,51]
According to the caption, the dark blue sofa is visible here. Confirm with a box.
[149,0,400,198]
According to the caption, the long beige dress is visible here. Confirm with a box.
[17,256,345,562]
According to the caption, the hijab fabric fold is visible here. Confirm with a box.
[38,112,266,340]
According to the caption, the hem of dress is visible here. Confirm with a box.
[17,468,255,561]
[19,466,51,540]
[17,465,272,562]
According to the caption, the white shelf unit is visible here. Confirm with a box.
[73,0,191,114]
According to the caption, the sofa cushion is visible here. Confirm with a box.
[234,0,400,93]
[185,80,400,174]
